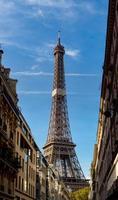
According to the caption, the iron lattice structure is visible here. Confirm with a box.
[43,37,88,190]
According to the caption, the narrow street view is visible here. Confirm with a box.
[0,0,118,200]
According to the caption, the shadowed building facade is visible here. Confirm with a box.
[91,0,118,199]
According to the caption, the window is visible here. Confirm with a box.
[16,176,17,188]
[24,180,27,192]
[22,158,24,172]
[31,185,32,196]
[33,154,35,164]
[28,149,32,162]
[17,132,19,145]
[8,179,11,194]
[19,176,21,190]
[29,183,30,195]
[29,166,30,178]
[32,186,34,197]
[22,178,24,191]
[22,125,27,136]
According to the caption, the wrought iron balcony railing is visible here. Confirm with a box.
[0,148,21,171]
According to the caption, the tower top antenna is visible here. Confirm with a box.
[57,31,61,45]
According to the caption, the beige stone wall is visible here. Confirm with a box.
[15,119,37,200]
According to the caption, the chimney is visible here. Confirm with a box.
[0,49,4,66]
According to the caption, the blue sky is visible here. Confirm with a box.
[1,0,108,178]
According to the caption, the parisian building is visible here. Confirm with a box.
[90,0,118,199]
[15,113,37,200]
[0,49,21,200]
[0,49,38,200]
[0,49,71,200]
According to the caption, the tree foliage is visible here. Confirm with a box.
[70,187,90,200]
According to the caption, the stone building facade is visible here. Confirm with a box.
[91,0,118,199]
[0,49,21,200]
[15,113,37,200]
[0,49,37,200]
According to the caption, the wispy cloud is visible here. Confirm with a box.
[3,40,81,63]
[47,42,80,59]
[24,0,75,9]
[34,44,53,63]
[12,71,98,77]
[0,1,105,65]
[0,39,31,51]
[18,90,98,96]
[0,1,27,46]
[24,0,104,16]
[0,0,105,46]
[23,0,105,20]
[18,90,50,95]
[0,0,15,15]
[78,2,105,15]
[12,71,53,76]
[65,49,80,58]
[0,1,17,39]
[31,64,40,70]
[27,8,44,18]
[66,73,98,77]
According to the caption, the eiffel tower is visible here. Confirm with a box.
[43,34,88,191]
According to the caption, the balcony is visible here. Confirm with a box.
[0,127,8,140]
[0,148,21,172]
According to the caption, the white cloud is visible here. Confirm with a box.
[23,0,78,21]
[18,90,50,95]
[65,49,80,58]
[12,71,98,77]
[34,44,53,63]
[0,1,26,46]
[27,8,44,18]
[31,64,40,70]
[24,0,105,19]
[0,1,105,53]
[46,43,80,58]
[46,43,80,59]
[66,73,98,77]
[0,39,30,51]
[12,71,53,76]
[18,90,98,96]
[24,0,74,8]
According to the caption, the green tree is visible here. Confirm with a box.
[70,187,90,200]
